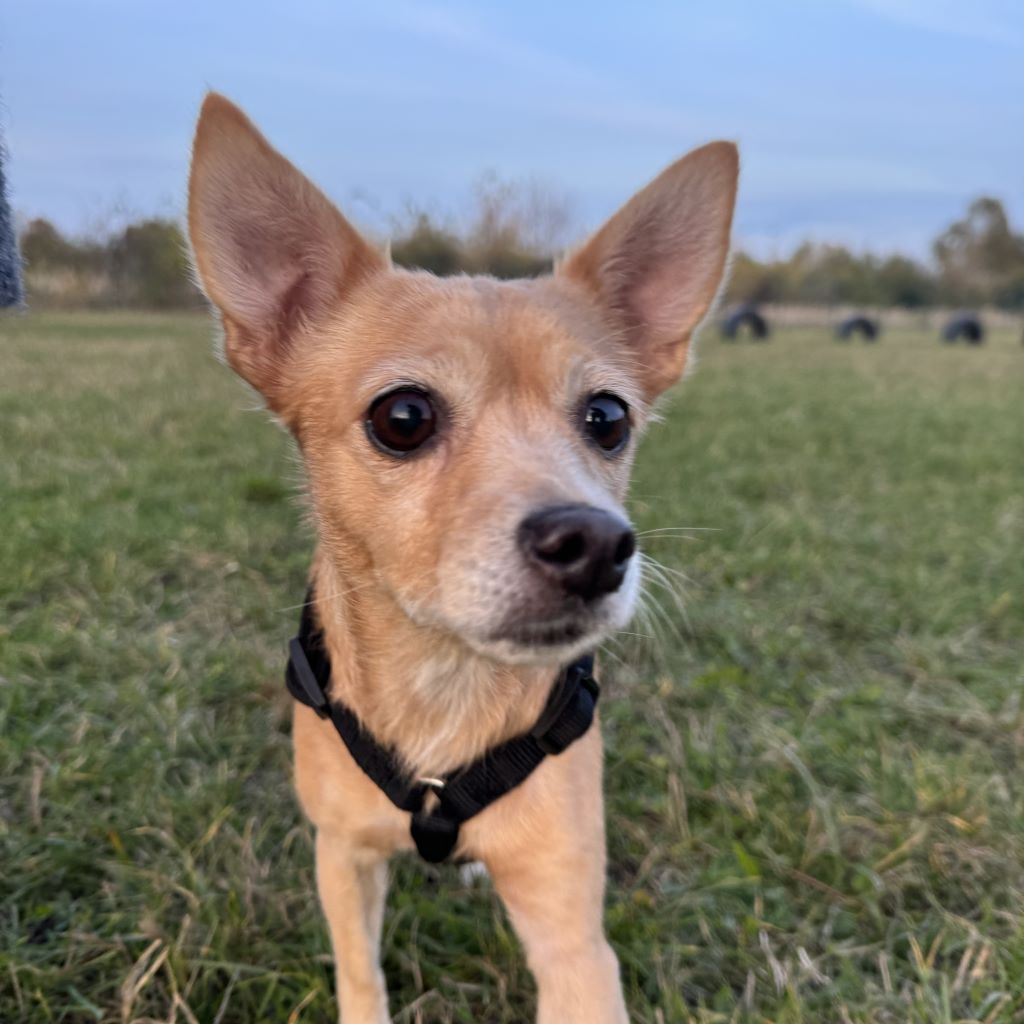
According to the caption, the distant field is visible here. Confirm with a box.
[2,311,1023,1023]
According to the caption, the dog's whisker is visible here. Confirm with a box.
[634,585,679,637]
[642,555,696,589]
[276,576,383,615]
[596,641,627,669]
[636,526,720,536]
[640,568,690,617]
[640,535,700,543]
[636,553,692,639]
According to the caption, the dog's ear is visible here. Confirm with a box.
[559,142,738,399]
[188,92,384,406]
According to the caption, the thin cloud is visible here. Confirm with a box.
[845,0,1021,45]
[358,0,603,88]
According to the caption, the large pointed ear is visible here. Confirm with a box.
[559,142,738,398]
[187,93,385,406]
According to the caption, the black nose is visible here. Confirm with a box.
[518,504,636,601]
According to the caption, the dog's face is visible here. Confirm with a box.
[282,272,645,665]
[188,94,737,666]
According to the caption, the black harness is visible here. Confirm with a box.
[285,589,600,863]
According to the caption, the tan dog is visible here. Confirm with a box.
[187,93,737,1024]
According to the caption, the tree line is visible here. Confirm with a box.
[17,187,1024,311]
[729,198,1024,310]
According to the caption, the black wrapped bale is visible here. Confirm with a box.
[942,313,984,345]
[721,303,769,341]
[836,315,879,341]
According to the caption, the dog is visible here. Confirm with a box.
[187,92,737,1024]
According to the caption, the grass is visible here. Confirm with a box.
[1,310,1023,1024]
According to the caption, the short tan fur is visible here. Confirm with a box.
[188,92,738,1023]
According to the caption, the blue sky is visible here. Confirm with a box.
[2,0,1021,258]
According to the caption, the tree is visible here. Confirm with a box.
[461,173,565,278]
[20,218,104,272]
[727,251,788,304]
[19,218,67,267]
[933,196,1024,308]
[875,255,935,309]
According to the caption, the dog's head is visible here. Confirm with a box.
[188,94,737,666]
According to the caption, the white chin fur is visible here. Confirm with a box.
[463,629,604,667]
[462,562,641,667]
[397,558,641,668]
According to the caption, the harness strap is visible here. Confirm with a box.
[285,588,599,863]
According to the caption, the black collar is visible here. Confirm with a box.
[285,587,599,863]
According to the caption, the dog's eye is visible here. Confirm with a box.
[366,389,437,455]
[584,393,630,453]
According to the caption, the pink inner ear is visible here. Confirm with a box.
[231,245,304,329]
[619,203,727,347]
[631,250,700,343]
[200,185,347,339]
[632,269,681,341]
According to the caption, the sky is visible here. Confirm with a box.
[2,0,1022,260]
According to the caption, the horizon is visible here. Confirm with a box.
[3,1,1022,262]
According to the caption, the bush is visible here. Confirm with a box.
[108,219,199,308]
[390,214,463,276]
[20,217,202,309]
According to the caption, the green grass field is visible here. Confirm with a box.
[2,311,1023,1024]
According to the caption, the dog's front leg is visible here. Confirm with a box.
[315,829,391,1024]
[488,822,629,1023]
[482,733,629,1023]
